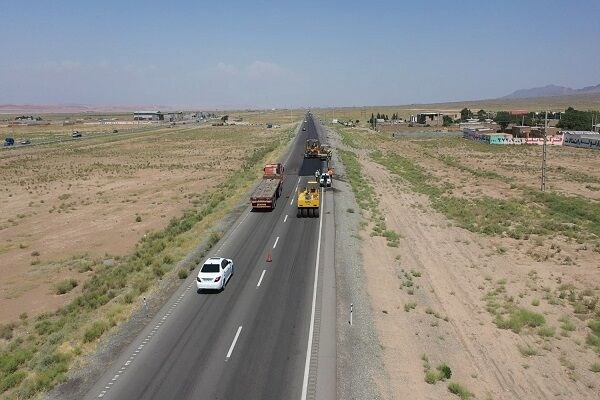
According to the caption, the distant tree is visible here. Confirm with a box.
[460,108,473,122]
[221,115,229,122]
[355,120,360,124]
[376,113,381,119]
[477,109,487,121]
[494,111,511,131]
[368,113,374,124]
[442,115,453,127]
[557,107,593,130]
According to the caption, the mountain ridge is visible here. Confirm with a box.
[503,83,600,99]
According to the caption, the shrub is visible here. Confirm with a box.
[404,302,417,312]
[496,308,545,333]
[54,279,78,295]
[31,251,40,257]
[83,320,109,343]
[135,215,142,222]
[447,382,473,399]
[517,344,538,357]
[437,363,452,380]
[0,371,27,392]
[559,316,576,332]
[537,325,555,338]
[0,323,16,340]
[424,369,439,384]
[591,363,600,373]
[178,269,188,279]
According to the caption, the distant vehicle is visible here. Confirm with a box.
[266,123,273,128]
[250,163,285,210]
[4,137,15,146]
[20,139,31,145]
[304,139,332,161]
[319,173,332,188]
[196,257,234,291]
[302,126,306,131]
[72,131,82,138]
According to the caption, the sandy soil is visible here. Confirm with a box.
[0,123,288,323]
[353,151,599,399]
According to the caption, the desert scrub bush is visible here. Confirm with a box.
[0,370,27,393]
[0,323,17,340]
[178,269,188,279]
[587,319,600,351]
[537,325,555,338]
[517,344,538,357]
[206,231,221,249]
[559,316,576,332]
[54,279,78,295]
[495,308,545,333]
[590,363,600,373]
[83,320,109,343]
[135,215,142,222]
[447,382,473,399]
[404,302,417,312]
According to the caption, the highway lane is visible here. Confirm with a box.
[86,114,332,400]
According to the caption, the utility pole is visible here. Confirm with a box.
[541,111,547,192]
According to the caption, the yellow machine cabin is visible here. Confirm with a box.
[297,180,320,218]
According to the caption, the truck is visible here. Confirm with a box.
[250,163,285,210]
[4,138,15,146]
[297,180,320,218]
[304,139,332,161]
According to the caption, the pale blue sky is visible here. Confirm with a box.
[0,0,599,108]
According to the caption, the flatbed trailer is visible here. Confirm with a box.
[250,163,285,210]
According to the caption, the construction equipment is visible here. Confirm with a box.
[297,180,320,218]
[304,139,332,161]
[250,163,285,210]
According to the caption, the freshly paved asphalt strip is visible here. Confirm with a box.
[85,114,336,400]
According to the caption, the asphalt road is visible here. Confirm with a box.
[85,114,335,400]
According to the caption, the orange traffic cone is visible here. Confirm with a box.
[266,251,272,262]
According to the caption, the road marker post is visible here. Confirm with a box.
[350,303,353,325]
[143,297,149,318]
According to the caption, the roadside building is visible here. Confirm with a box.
[414,111,460,126]
[133,111,164,121]
[512,125,531,138]
[563,131,600,150]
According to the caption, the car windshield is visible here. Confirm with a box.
[201,263,220,273]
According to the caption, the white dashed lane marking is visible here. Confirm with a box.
[273,236,279,249]
[257,270,266,287]
[284,214,288,223]
[226,326,243,360]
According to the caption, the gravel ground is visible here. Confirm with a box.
[317,122,387,400]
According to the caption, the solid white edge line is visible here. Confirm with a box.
[257,269,266,287]
[273,236,279,249]
[300,187,323,400]
[291,176,301,205]
[226,326,243,360]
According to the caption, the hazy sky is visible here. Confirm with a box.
[1,0,599,108]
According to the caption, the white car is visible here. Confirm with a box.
[319,173,332,188]
[196,257,234,291]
